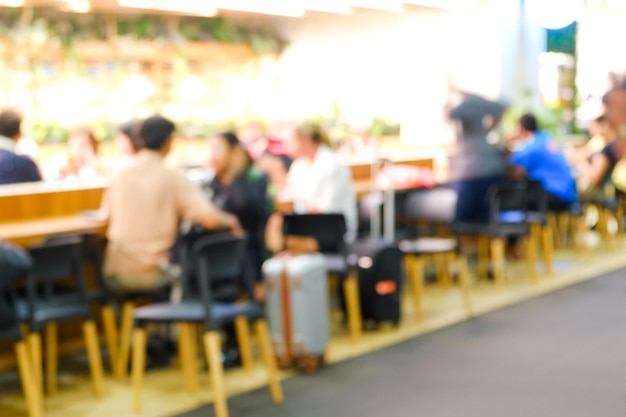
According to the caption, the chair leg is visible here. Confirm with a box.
[45,322,58,395]
[203,331,229,417]
[115,301,135,379]
[524,236,539,286]
[178,322,199,393]
[541,225,554,276]
[477,235,490,281]
[343,270,362,344]
[456,255,473,317]
[27,332,43,400]
[234,317,255,373]
[254,319,284,405]
[546,213,561,249]
[131,328,147,413]
[82,320,105,398]
[405,255,424,321]
[490,238,506,290]
[101,305,119,374]
[15,341,43,417]
[433,253,451,289]
[557,212,570,248]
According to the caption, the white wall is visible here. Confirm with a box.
[250,0,545,144]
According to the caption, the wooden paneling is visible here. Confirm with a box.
[0,186,105,223]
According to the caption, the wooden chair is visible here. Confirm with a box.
[454,180,539,290]
[131,233,283,417]
[398,187,473,320]
[22,235,105,398]
[0,242,43,417]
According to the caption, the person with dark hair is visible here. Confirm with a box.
[100,116,242,293]
[205,132,273,285]
[203,131,273,368]
[0,108,42,185]
[508,113,577,210]
[115,120,143,155]
[256,150,293,199]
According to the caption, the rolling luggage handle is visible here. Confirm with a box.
[370,156,395,243]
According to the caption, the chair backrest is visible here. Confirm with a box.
[27,234,88,301]
[404,187,458,224]
[282,214,346,253]
[487,180,529,224]
[525,179,548,213]
[0,242,33,335]
[191,233,251,326]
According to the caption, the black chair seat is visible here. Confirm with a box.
[134,301,262,327]
[16,299,91,328]
[398,237,457,254]
[121,287,172,303]
[454,221,529,237]
[497,210,546,225]
[0,325,22,341]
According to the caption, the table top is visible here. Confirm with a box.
[0,215,107,247]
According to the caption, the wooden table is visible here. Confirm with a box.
[0,215,107,247]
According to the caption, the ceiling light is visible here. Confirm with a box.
[118,0,217,16]
[0,0,25,6]
[64,0,91,13]
[305,0,352,14]
[402,0,475,9]
[216,0,305,17]
[351,0,402,11]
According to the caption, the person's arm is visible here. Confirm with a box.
[175,173,242,233]
[581,153,611,186]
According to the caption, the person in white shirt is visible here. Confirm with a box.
[267,123,357,248]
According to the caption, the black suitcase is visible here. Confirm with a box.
[347,157,403,327]
[347,238,402,327]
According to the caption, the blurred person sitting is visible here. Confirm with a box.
[256,151,292,200]
[44,127,103,183]
[100,116,241,294]
[266,123,357,253]
[204,132,273,294]
[508,113,578,211]
[0,108,42,185]
[203,132,273,367]
[576,87,626,202]
[446,89,509,223]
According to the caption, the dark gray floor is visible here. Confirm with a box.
[175,268,626,417]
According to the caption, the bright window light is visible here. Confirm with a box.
[216,0,305,17]
[118,0,217,16]
[351,0,402,11]
[0,0,24,6]
[305,0,351,14]
[525,0,585,29]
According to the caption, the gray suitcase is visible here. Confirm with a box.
[263,253,329,373]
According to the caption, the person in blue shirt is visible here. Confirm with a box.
[0,109,42,185]
[508,113,578,210]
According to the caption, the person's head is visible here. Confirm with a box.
[286,122,332,160]
[139,116,175,154]
[256,151,292,189]
[115,120,143,155]
[0,108,22,141]
[207,132,252,177]
[602,87,626,138]
[67,127,98,164]
[516,113,538,139]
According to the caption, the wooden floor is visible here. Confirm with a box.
[2,235,625,417]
